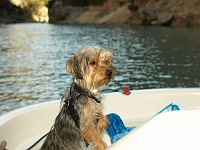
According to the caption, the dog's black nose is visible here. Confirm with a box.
[106,69,112,77]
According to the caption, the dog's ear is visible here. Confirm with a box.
[66,55,83,79]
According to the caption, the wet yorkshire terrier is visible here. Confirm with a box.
[40,46,116,150]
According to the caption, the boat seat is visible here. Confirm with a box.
[108,109,200,150]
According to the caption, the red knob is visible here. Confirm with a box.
[122,86,131,95]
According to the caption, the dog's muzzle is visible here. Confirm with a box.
[106,69,113,78]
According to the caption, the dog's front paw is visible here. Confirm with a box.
[94,141,107,150]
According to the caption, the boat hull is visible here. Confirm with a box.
[1,88,200,149]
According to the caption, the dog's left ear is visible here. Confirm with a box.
[66,55,83,79]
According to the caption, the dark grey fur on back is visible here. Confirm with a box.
[40,82,87,150]
[40,106,85,150]
[40,82,99,150]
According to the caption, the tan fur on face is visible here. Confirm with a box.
[66,46,116,90]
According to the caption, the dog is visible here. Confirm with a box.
[40,46,116,150]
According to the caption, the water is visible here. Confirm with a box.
[0,23,200,115]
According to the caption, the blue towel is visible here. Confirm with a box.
[106,113,136,144]
[154,103,183,117]
[106,103,183,144]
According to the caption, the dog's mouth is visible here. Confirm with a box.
[96,75,114,89]
[95,79,110,89]
[100,68,116,86]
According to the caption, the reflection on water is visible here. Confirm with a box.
[0,23,200,114]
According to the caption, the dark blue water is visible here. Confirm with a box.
[0,23,200,114]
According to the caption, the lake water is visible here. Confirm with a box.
[0,23,200,115]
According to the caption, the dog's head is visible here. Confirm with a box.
[66,46,116,91]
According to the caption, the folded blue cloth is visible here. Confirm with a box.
[106,113,136,144]
[106,103,183,144]
[154,103,183,117]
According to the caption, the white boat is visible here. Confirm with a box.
[0,88,200,150]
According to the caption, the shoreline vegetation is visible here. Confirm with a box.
[1,0,200,27]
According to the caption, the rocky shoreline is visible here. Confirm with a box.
[0,0,28,24]
[1,0,200,27]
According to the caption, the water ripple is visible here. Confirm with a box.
[1,23,200,114]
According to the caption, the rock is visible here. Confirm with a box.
[138,7,173,26]
[97,4,132,24]
[76,6,106,24]
[76,1,132,24]
[3,0,199,26]
[139,8,159,25]
[31,6,49,23]
[157,11,173,25]
[49,6,84,23]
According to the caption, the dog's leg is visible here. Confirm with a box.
[82,123,107,150]
[96,114,109,133]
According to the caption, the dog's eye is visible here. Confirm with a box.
[104,60,110,65]
[90,61,96,65]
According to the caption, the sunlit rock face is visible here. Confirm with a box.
[31,6,49,23]
[10,0,49,23]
